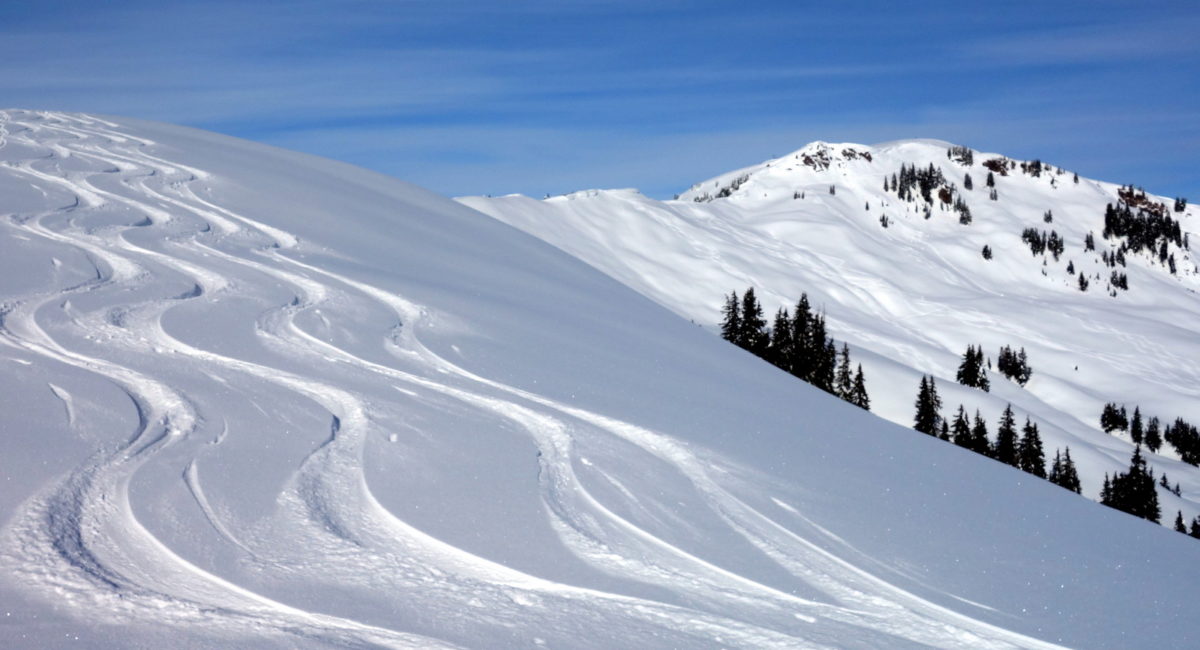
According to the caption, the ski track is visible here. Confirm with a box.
[0,110,1061,648]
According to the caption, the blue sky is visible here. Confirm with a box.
[3,1,1197,200]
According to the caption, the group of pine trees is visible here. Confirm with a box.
[888,163,946,203]
[947,145,974,166]
[720,288,869,409]
[996,345,1032,385]
[1102,189,1183,261]
[1172,511,1200,539]
[912,378,1078,489]
[1020,228,1064,259]
[955,345,989,391]
[1100,446,1160,523]
[1100,402,1200,466]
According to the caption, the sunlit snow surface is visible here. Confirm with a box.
[462,142,1200,530]
[0,112,1194,648]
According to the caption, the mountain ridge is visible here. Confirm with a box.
[462,137,1200,530]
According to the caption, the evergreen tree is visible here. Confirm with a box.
[1060,447,1081,493]
[850,364,870,410]
[1016,348,1032,385]
[993,404,1019,466]
[1146,416,1163,453]
[1175,511,1188,533]
[913,375,943,436]
[1018,418,1047,478]
[789,295,813,380]
[835,343,853,400]
[970,410,990,455]
[1048,449,1064,486]
[996,346,1032,385]
[1130,407,1144,445]
[956,345,978,387]
[1101,446,1160,523]
[817,339,837,393]
[951,405,971,449]
[1100,403,1129,433]
[964,173,973,190]
[955,345,989,390]
[981,244,993,260]
[810,312,832,386]
[766,307,793,371]
[940,419,951,441]
[720,291,741,343]
[986,171,995,187]
[1048,447,1081,493]
[738,288,769,355]
[1191,517,1200,539]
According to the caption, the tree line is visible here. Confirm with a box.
[913,376,1080,490]
[720,288,869,409]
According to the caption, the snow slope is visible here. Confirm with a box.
[462,140,1200,526]
[0,111,1196,649]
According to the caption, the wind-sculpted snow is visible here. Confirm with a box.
[0,112,1195,648]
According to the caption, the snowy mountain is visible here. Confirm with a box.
[462,140,1200,528]
[0,110,1197,649]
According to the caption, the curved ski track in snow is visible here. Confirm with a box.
[0,111,1061,648]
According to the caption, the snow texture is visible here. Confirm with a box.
[463,140,1200,527]
[0,111,1195,649]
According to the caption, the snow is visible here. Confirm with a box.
[461,139,1200,526]
[0,110,1195,649]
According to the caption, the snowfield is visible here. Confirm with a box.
[0,111,1196,648]
[463,140,1200,530]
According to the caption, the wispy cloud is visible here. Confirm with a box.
[0,1,1195,201]
[966,15,1200,65]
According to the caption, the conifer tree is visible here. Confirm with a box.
[1100,403,1129,433]
[850,364,870,411]
[970,410,990,455]
[1131,407,1144,445]
[1146,416,1163,453]
[810,312,831,385]
[1061,447,1081,493]
[720,291,741,343]
[1101,446,1160,523]
[1175,511,1188,533]
[817,339,837,393]
[940,419,951,441]
[993,404,1019,466]
[913,376,943,436]
[1018,418,1047,478]
[738,288,769,355]
[835,343,853,400]
[790,295,813,380]
[1048,449,1065,487]
[956,345,978,387]
[951,405,972,449]
[1047,447,1081,493]
[1191,517,1200,539]
[766,307,793,370]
